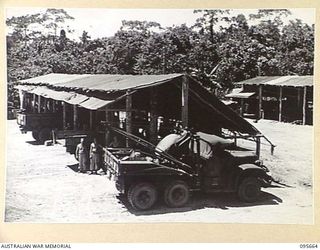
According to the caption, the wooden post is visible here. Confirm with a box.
[105,108,110,124]
[297,88,302,109]
[38,95,41,113]
[73,105,78,130]
[181,75,189,127]
[90,110,93,130]
[256,136,261,158]
[52,130,57,144]
[258,85,263,119]
[278,86,283,122]
[149,87,158,144]
[44,99,48,112]
[240,99,244,117]
[19,90,25,110]
[32,94,36,113]
[62,101,67,130]
[105,108,110,146]
[126,91,132,147]
[303,86,307,125]
[52,100,56,112]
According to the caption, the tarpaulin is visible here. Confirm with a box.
[20,73,183,92]
[30,86,73,101]
[64,93,89,105]
[77,97,113,110]
[17,85,112,109]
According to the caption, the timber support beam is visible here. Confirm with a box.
[278,86,283,122]
[90,110,93,130]
[38,95,41,113]
[303,86,307,125]
[126,91,133,147]
[62,101,67,130]
[258,85,263,119]
[181,75,189,127]
[32,94,36,113]
[73,105,78,130]
[149,87,158,144]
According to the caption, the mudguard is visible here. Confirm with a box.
[237,163,272,187]
[238,163,264,171]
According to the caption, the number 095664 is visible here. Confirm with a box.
[300,244,318,248]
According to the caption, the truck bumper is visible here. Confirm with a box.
[260,173,273,187]
[115,176,125,194]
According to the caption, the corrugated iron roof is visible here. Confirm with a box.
[15,85,36,92]
[31,86,73,101]
[20,73,183,92]
[64,93,89,105]
[20,74,88,86]
[235,76,313,87]
[16,85,113,109]
[225,92,256,98]
[78,97,113,110]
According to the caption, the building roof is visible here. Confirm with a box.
[235,75,313,87]
[15,85,112,110]
[20,73,183,92]
[17,73,262,136]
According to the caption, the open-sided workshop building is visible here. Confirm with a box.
[15,73,273,156]
[226,75,313,125]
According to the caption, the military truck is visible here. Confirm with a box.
[17,111,91,146]
[16,111,62,143]
[103,127,272,211]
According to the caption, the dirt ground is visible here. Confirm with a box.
[4,119,313,224]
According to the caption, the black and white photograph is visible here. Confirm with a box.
[5,7,314,224]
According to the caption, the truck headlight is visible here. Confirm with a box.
[255,160,263,166]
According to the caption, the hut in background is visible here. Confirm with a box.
[226,76,313,125]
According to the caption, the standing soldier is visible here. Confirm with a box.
[75,138,89,173]
[89,138,101,174]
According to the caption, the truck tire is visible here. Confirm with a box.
[32,130,40,141]
[39,128,51,144]
[127,183,158,210]
[164,180,190,208]
[238,176,261,203]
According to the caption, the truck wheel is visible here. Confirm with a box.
[32,130,40,141]
[164,180,190,207]
[127,183,158,210]
[39,128,51,144]
[238,177,261,203]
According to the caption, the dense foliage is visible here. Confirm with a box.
[6,8,314,105]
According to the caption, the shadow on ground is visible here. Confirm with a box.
[26,140,42,145]
[67,163,79,172]
[117,190,283,216]
[66,164,109,175]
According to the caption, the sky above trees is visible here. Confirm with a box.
[6,8,315,40]
[6,7,314,107]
